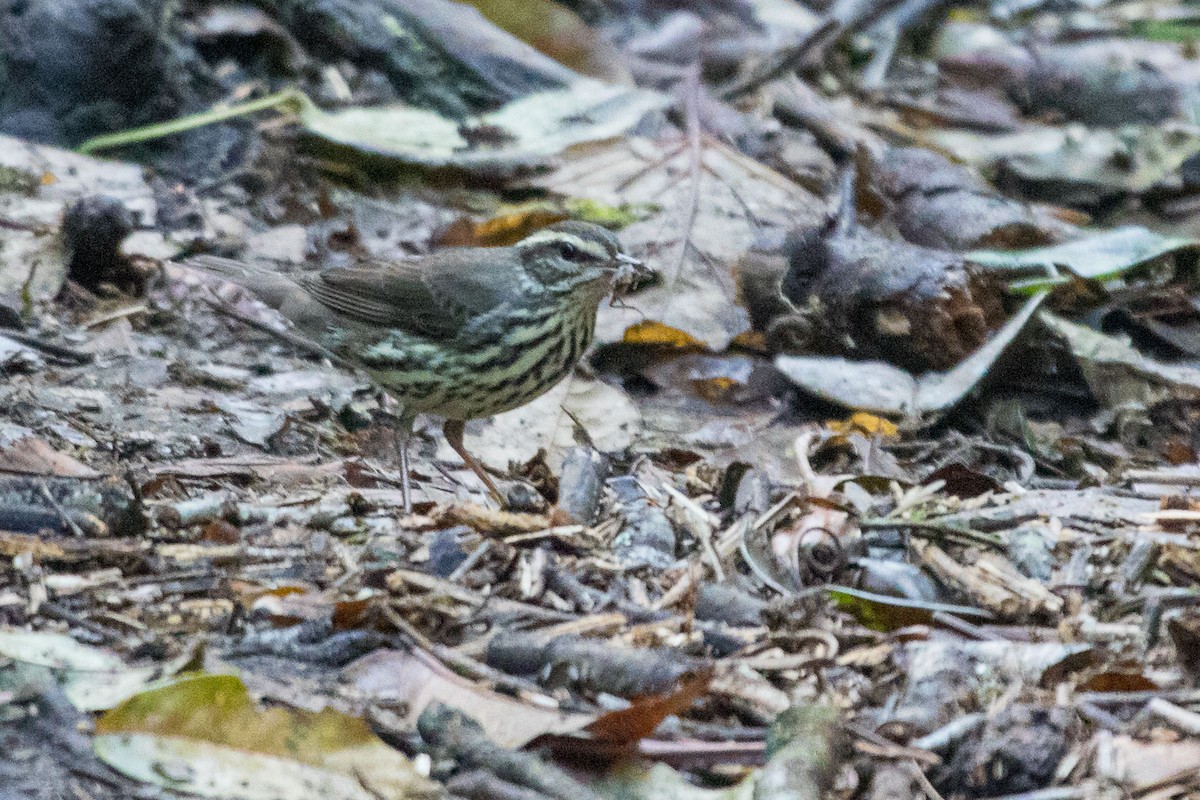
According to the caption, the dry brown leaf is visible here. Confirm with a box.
[585,667,713,745]
[344,648,595,748]
[0,437,100,478]
[527,135,822,350]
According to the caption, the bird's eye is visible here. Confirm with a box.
[558,242,580,262]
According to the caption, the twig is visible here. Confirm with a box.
[653,560,703,611]
[1132,766,1200,799]
[860,518,1004,550]
[720,0,908,100]
[718,18,840,99]
[908,760,947,800]
[1144,698,1200,735]
[447,541,491,583]
[861,23,900,90]
[453,612,626,660]
[0,330,94,364]
[1125,469,1200,487]
[739,534,793,595]
[84,304,148,328]
[39,481,85,537]
[832,161,858,237]
[381,603,550,700]
[78,89,308,154]
[615,142,689,192]
[386,568,577,622]
[668,63,704,288]
[660,482,723,580]
[911,714,986,751]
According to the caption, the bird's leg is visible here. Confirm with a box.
[442,419,504,505]
[393,414,416,515]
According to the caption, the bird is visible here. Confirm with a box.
[185,221,642,513]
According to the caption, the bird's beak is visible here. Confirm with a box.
[613,252,647,279]
[609,252,645,301]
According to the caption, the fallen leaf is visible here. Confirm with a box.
[0,437,100,478]
[622,321,708,350]
[775,292,1047,418]
[453,376,642,474]
[461,0,632,83]
[344,647,595,748]
[826,413,900,438]
[1040,311,1200,407]
[528,136,822,350]
[0,629,182,712]
[299,81,667,176]
[828,586,994,632]
[970,225,1198,285]
[585,668,714,744]
[95,673,438,800]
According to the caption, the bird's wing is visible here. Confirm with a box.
[302,249,517,341]
[184,254,301,310]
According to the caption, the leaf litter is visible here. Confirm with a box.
[4,0,1200,798]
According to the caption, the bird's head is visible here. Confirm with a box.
[514,221,641,298]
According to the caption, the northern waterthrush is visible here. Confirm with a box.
[187,221,642,512]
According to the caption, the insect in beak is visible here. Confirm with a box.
[613,252,647,282]
[609,253,647,305]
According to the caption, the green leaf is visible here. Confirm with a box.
[828,586,994,632]
[1131,18,1200,42]
[94,673,439,800]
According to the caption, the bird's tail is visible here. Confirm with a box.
[183,255,299,311]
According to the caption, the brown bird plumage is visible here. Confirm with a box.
[187,221,640,511]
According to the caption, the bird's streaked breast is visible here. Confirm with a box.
[361,304,598,420]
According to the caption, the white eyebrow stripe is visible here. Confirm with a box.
[517,230,610,260]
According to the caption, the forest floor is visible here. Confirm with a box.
[2,1,1200,798]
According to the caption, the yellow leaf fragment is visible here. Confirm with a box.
[826,412,900,438]
[622,321,707,350]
